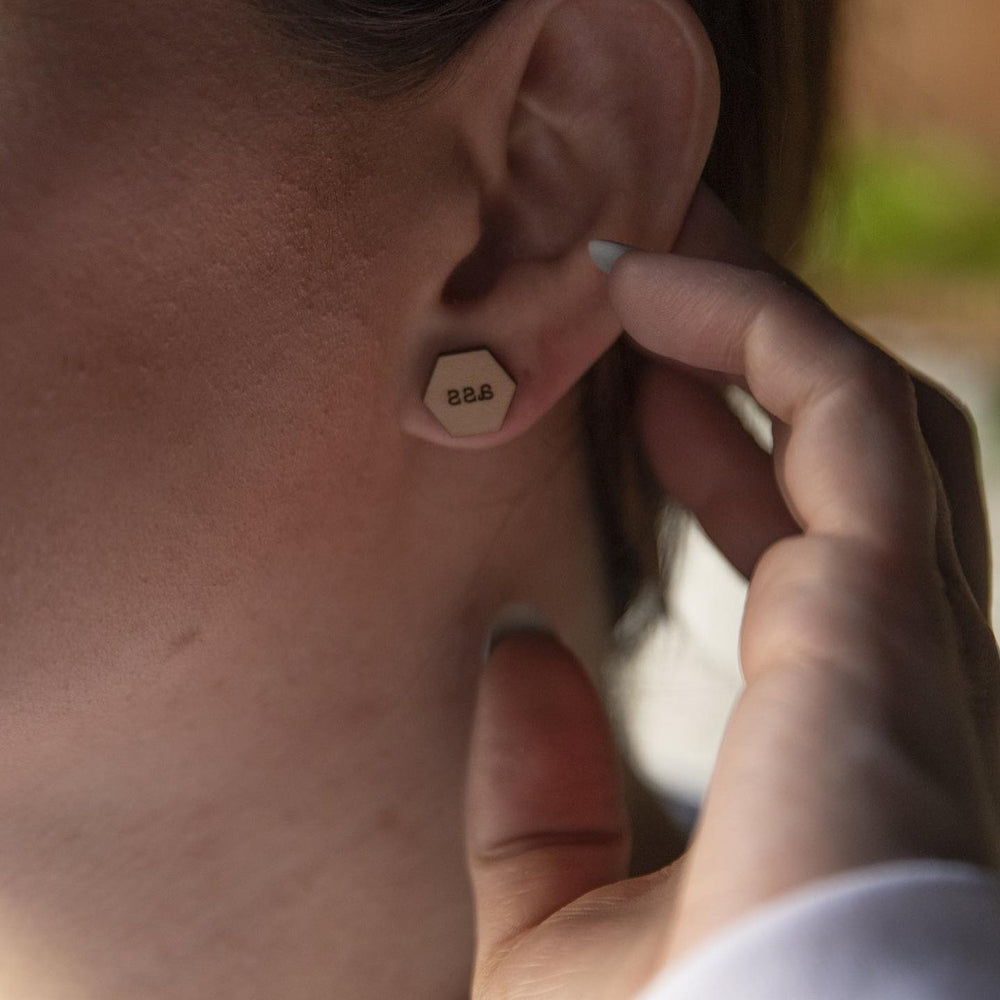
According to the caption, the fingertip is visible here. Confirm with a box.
[589,239,638,275]
[482,602,555,663]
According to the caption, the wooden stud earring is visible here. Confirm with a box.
[423,348,516,438]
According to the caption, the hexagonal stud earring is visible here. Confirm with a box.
[423,348,517,438]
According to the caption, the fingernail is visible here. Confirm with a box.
[588,239,637,274]
[482,602,555,663]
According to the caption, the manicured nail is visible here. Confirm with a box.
[588,239,637,274]
[482,602,555,663]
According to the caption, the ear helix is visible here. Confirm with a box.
[423,347,517,437]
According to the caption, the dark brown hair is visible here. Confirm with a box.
[247,0,839,646]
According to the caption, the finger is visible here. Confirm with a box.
[911,373,992,619]
[673,182,827,306]
[466,631,630,971]
[605,253,937,562]
[676,183,991,615]
[671,181,763,266]
[920,421,1000,839]
[637,361,800,579]
[930,449,1000,808]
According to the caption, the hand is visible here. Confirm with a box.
[464,185,1000,999]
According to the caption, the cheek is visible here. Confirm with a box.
[0,208,400,692]
[0,153,403,631]
[2,137,398,466]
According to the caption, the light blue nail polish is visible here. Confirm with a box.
[481,602,554,663]
[588,239,637,274]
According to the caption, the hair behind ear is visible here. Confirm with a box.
[692,0,839,257]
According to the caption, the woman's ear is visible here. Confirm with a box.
[399,0,719,450]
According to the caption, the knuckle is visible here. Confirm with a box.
[744,270,798,326]
[749,533,800,586]
[757,269,797,303]
[743,534,950,678]
[742,539,830,662]
[752,273,807,333]
[844,344,915,407]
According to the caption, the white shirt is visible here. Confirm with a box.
[636,860,1000,999]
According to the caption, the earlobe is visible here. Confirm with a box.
[400,0,719,450]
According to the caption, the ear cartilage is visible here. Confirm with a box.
[423,348,516,437]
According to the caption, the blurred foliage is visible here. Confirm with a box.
[800,135,1000,286]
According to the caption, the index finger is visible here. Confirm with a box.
[672,183,991,616]
[605,250,938,562]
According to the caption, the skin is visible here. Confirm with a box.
[0,0,715,996]
[467,193,1000,997]
[6,0,994,997]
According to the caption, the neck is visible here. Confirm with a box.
[0,384,614,998]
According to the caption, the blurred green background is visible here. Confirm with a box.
[797,0,1000,348]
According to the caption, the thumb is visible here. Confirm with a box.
[466,629,631,970]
